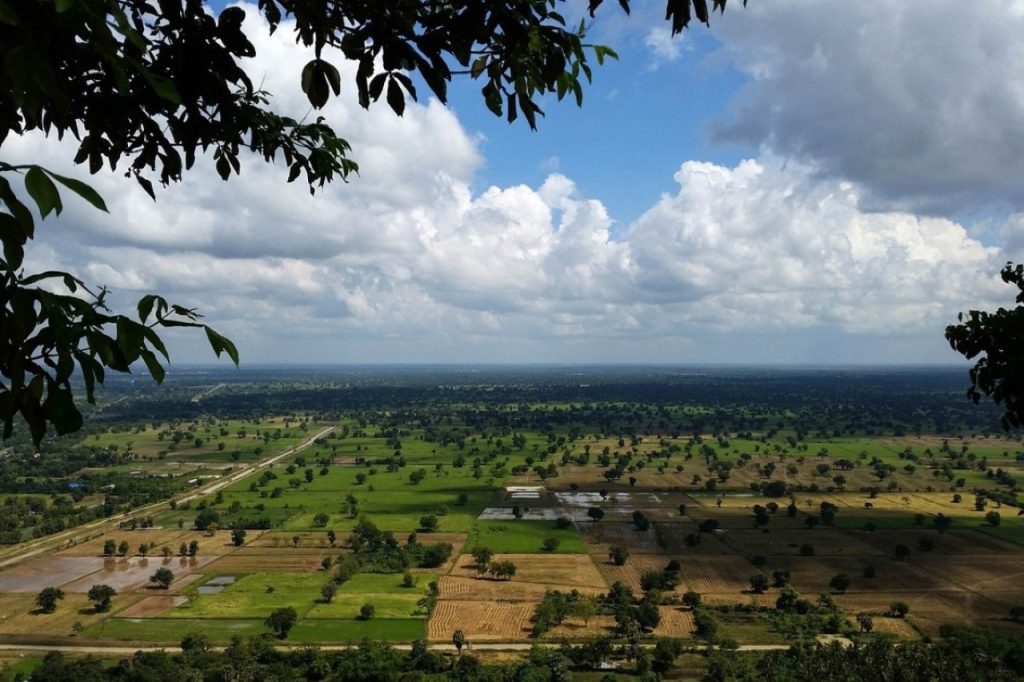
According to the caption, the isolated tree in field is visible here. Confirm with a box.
[87,584,117,613]
[471,547,494,574]
[587,507,605,521]
[894,544,910,561]
[118,540,129,557]
[321,557,333,571]
[402,571,416,588]
[265,606,298,639]
[313,513,330,528]
[772,570,791,588]
[327,529,337,546]
[829,574,851,594]
[320,582,336,604]
[180,631,212,654]
[542,537,560,552]
[291,535,301,548]
[419,515,439,532]
[857,613,874,633]
[889,601,910,618]
[682,590,702,609]
[188,540,199,556]
[452,629,467,654]
[35,587,64,613]
[609,546,630,566]
[231,527,247,547]
[150,567,174,590]
[986,511,1002,526]
[749,574,769,594]
[408,469,427,485]
[488,561,517,581]
[194,509,220,532]
[358,603,376,620]
[102,539,116,556]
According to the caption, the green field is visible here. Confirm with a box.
[467,520,587,553]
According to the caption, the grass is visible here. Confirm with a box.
[88,616,427,643]
[85,617,267,643]
[168,572,325,619]
[468,520,587,554]
[289,618,426,642]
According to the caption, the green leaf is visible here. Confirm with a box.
[0,0,19,24]
[24,167,62,218]
[204,326,240,366]
[137,294,160,323]
[386,78,405,116]
[139,348,166,384]
[43,382,82,436]
[54,0,75,12]
[0,177,34,238]
[323,61,341,96]
[116,317,146,363]
[45,171,108,212]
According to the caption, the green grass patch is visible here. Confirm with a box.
[169,572,325,619]
[289,618,426,642]
[468,519,587,553]
[85,617,267,643]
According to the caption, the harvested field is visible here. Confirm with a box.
[852,529,1024,557]
[249,531,338,549]
[451,553,606,590]
[599,553,680,593]
[428,600,534,642]
[579,522,662,553]
[769,556,943,594]
[171,530,259,555]
[545,615,617,639]
[834,590,1008,636]
[0,593,143,636]
[118,595,188,618]
[911,556,1024,592]
[0,556,108,592]
[719,529,882,557]
[438,576,603,601]
[54,528,194,557]
[680,556,758,595]
[863,616,919,639]
[204,552,335,573]
[653,524,735,556]
[654,606,696,638]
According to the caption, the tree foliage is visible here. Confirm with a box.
[947,263,1024,429]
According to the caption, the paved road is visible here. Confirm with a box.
[0,426,334,571]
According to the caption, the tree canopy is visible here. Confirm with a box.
[947,262,1024,429]
[0,0,739,445]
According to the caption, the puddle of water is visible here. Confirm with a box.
[197,575,235,594]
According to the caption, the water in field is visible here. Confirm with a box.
[197,575,236,594]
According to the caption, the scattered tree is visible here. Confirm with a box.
[150,567,174,590]
[35,587,64,613]
[87,584,117,612]
[265,606,298,638]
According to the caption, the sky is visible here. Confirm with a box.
[9,0,1024,365]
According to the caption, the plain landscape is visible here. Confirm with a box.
[0,366,1021,679]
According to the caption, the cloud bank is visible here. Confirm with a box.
[5,2,1017,364]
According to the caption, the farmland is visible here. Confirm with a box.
[0,366,1023,677]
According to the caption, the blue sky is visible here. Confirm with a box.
[12,0,1024,366]
[445,25,750,227]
